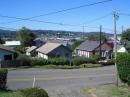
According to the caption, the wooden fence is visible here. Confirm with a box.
[0,60,22,68]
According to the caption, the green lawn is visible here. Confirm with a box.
[83,84,130,97]
[0,91,22,97]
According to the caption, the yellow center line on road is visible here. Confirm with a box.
[8,74,115,82]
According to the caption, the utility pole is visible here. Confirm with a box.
[82,25,85,40]
[121,26,124,34]
[113,11,119,87]
[99,25,102,59]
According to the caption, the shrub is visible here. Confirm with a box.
[20,87,49,97]
[48,57,70,65]
[16,54,31,66]
[0,69,8,90]
[30,58,48,66]
[116,53,130,85]
[71,57,97,66]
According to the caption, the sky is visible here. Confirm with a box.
[0,0,130,33]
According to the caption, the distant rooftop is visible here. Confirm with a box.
[4,41,21,46]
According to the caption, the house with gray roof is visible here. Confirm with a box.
[36,43,72,59]
[75,41,113,59]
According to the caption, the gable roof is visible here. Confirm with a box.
[76,41,112,51]
[36,43,62,54]
[0,44,15,52]
[76,41,103,51]
[26,46,37,53]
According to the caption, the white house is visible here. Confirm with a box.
[36,43,72,59]
[75,41,113,59]
[116,44,127,53]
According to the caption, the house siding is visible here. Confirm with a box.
[76,49,90,58]
[48,46,72,58]
[0,49,14,61]
[38,52,48,59]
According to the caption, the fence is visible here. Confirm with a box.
[1,60,22,68]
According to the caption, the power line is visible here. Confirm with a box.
[1,0,112,24]
[27,0,112,18]
[0,14,112,30]
[0,13,118,33]
[82,12,112,25]
[119,13,130,16]
[0,15,70,26]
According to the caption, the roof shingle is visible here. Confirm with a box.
[36,43,61,54]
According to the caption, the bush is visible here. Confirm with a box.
[117,53,130,85]
[71,57,97,66]
[20,87,49,97]
[0,69,8,90]
[48,57,70,65]
[16,54,31,66]
[30,58,48,66]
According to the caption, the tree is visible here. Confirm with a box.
[18,27,36,47]
[121,28,130,41]
[87,32,107,41]
[121,28,130,52]
[0,37,4,44]
[71,40,84,51]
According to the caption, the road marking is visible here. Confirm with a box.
[8,74,115,82]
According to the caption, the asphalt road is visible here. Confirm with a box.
[7,66,116,97]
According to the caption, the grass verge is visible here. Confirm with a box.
[83,84,130,97]
[0,90,22,97]
[33,64,102,69]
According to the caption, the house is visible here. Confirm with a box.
[45,39,72,49]
[26,46,37,57]
[115,44,127,53]
[36,43,72,59]
[75,41,113,59]
[0,44,16,61]
[4,41,21,48]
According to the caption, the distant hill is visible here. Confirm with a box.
[0,29,119,40]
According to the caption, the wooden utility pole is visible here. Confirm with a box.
[113,11,118,87]
[99,25,102,59]
[82,25,85,40]
[121,26,124,34]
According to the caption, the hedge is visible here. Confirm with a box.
[116,53,130,85]
[48,57,70,65]
[0,69,8,90]
[16,54,31,66]
[16,55,98,66]
[30,58,48,66]
[71,57,97,66]
[20,87,49,97]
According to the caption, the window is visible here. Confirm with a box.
[4,55,12,60]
